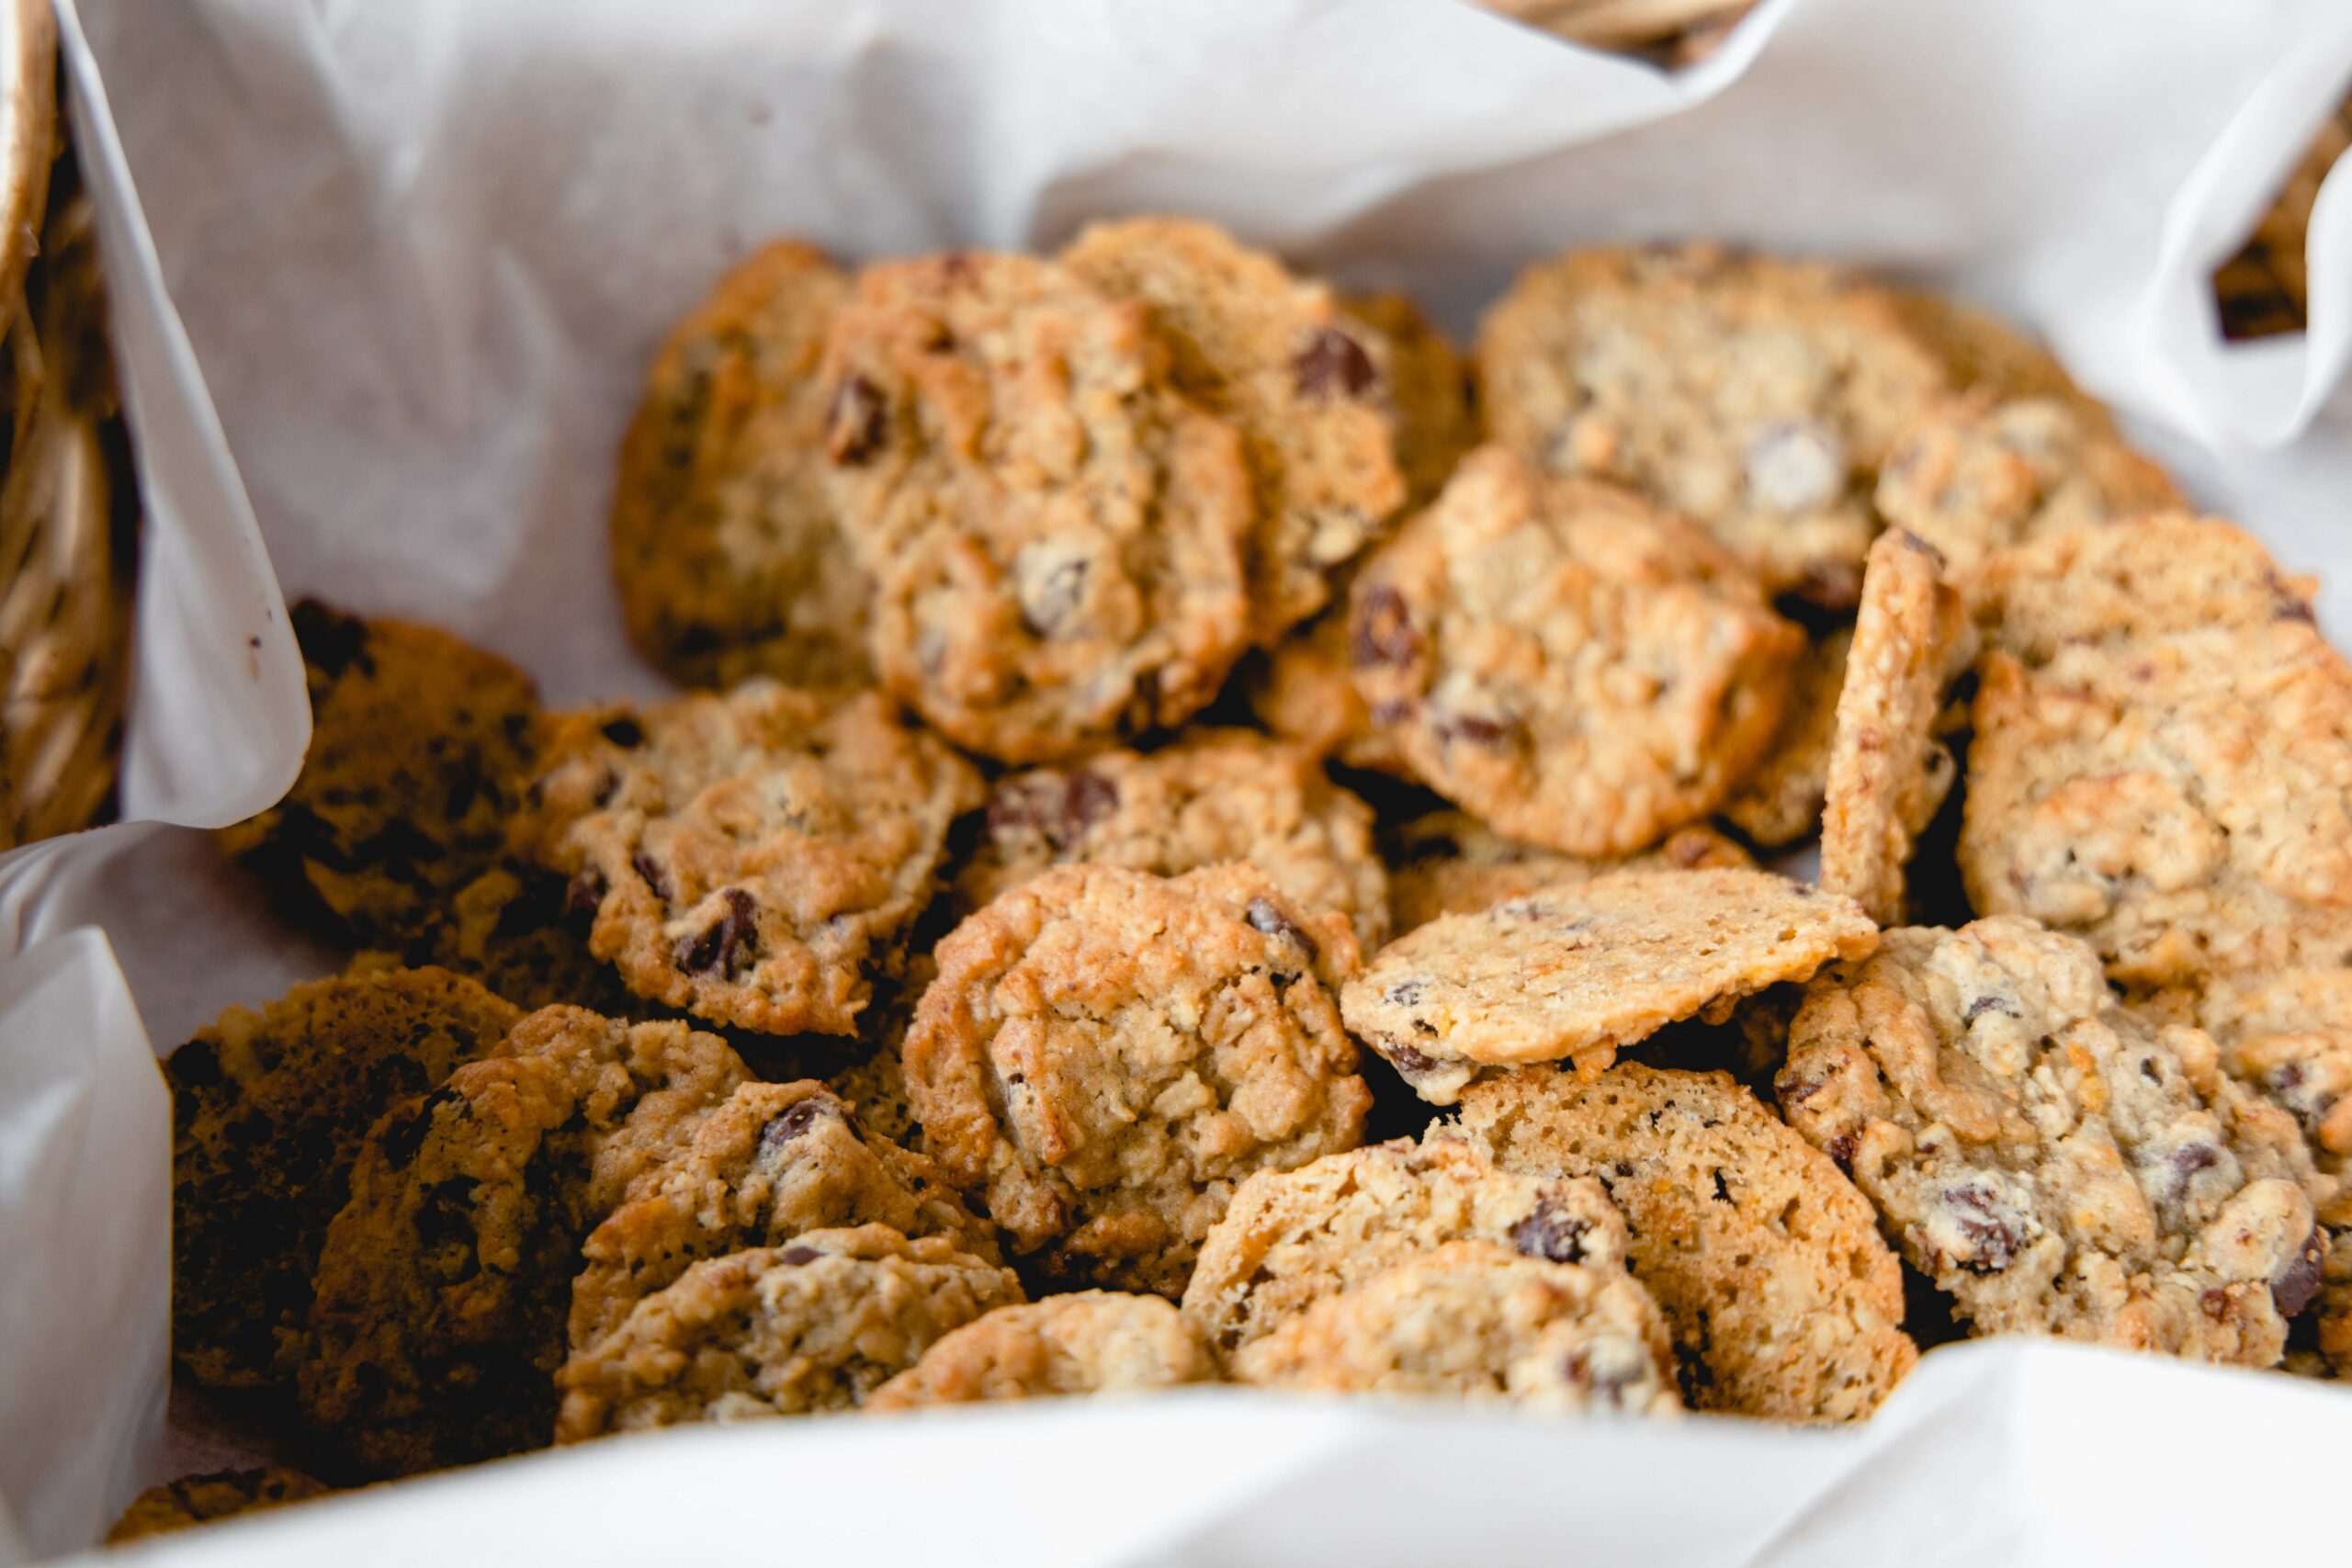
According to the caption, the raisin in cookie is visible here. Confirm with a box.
[1181,1136,1627,1360]
[1230,1240,1679,1415]
[169,967,521,1391]
[819,251,1251,761]
[555,1225,1022,1438]
[956,729,1390,950]
[1384,811,1750,937]
[1477,243,1948,604]
[1818,530,1975,926]
[1344,447,1803,856]
[610,240,870,689]
[1721,626,1851,850]
[518,682,981,1037]
[218,600,538,952]
[1458,1064,1917,1421]
[568,1079,996,1351]
[904,863,1371,1296]
[105,1468,331,1543]
[1341,867,1877,1104]
[1062,218,1408,640]
[1775,919,2327,1364]
[866,1291,1215,1409]
[300,1007,746,1476]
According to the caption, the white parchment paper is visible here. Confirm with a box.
[6,0,2352,1560]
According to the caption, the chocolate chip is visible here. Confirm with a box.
[631,852,670,903]
[1432,709,1519,747]
[1943,1183,2022,1273]
[825,375,887,464]
[600,716,646,748]
[289,597,370,681]
[1385,979,1426,1007]
[1245,897,1307,950]
[564,868,608,930]
[675,887,760,978]
[1510,1198,1593,1264]
[755,1096,836,1162]
[986,771,1119,853]
[1349,586,1419,669]
[775,1245,822,1267]
[1293,326,1375,399]
[2273,1228,2327,1317]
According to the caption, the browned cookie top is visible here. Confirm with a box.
[866,1291,1216,1409]
[1383,811,1751,937]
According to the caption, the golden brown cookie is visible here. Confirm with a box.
[1343,288,1477,507]
[1720,626,1851,850]
[866,1291,1216,1410]
[1383,812,1751,937]
[1244,605,1415,777]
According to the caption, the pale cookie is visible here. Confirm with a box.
[957,728,1390,951]
[1181,1135,1628,1359]
[819,251,1251,761]
[1384,811,1751,937]
[300,1007,747,1476]
[904,863,1371,1296]
[1063,218,1408,640]
[554,1225,1023,1438]
[567,1078,997,1352]
[1343,446,1803,856]
[1818,530,1975,926]
[1775,919,2328,1364]
[105,1468,331,1543]
[1343,289,1477,508]
[1229,1240,1680,1416]
[1873,395,2180,588]
[218,600,539,953]
[519,681,981,1037]
[1458,1063,1917,1421]
[1721,626,1851,850]
[866,1291,1216,1410]
[168,967,521,1391]
[1477,243,1949,604]
[1340,866,1878,1104]
[1245,605,1414,776]
[610,241,870,689]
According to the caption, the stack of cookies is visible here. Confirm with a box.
[133,221,2349,1540]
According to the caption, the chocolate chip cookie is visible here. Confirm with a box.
[1342,288,1476,508]
[1383,811,1751,937]
[1478,243,1949,604]
[904,863,1371,1296]
[518,681,981,1037]
[1343,446,1804,856]
[866,1291,1216,1409]
[1340,866,1878,1103]
[956,728,1390,950]
[105,1467,330,1543]
[555,1225,1023,1437]
[1458,1064,1917,1421]
[819,251,1252,761]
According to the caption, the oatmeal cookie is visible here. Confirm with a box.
[1062,218,1408,640]
[217,600,539,952]
[300,1007,746,1476]
[1477,243,1948,603]
[956,729,1390,950]
[1343,289,1476,507]
[1885,291,2107,423]
[105,1468,331,1543]
[904,863,1370,1296]
[568,1078,996,1351]
[1384,811,1750,937]
[1181,1135,1627,1359]
[1458,1063,1917,1421]
[1229,1240,1679,1415]
[1245,606,1414,776]
[866,1291,1215,1409]
[1343,447,1803,856]
[423,863,640,1015]
[1818,530,1975,925]
[555,1225,1022,1437]
[518,681,981,1037]
[610,241,870,689]
[1340,866,1877,1104]
[819,251,1251,761]
[168,967,521,1391]
[1775,919,2327,1363]
[1720,626,1850,850]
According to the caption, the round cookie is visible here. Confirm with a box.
[1229,1239,1680,1416]
[217,600,539,953]
[168,967,522,1391]
[818,251,1252,761]
[1476,243,1950,604]
[554,1225,1023,1438]
[1775,919,2327,1364]
[1873,394,2181,589]
[903,863,1371,1296]
[1340,866,1878,1104]
[866,1291,1216,1409]
[609,240,871,689]
[1456,1064,1917,1422]
[1245,605,1415,777]
[105,1468,331,1544]
[1181,1136,1629,1359]
[956,728,1391,951]
[1720,626,1851,850]
[518,681,981,1037]
[1342,446,1803,857]
[1384,811,1751,937]
[567,1078,997,1352]
[1341,289,1476,508]
[1062,218,1408,641]
[300,1007,747,1477]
